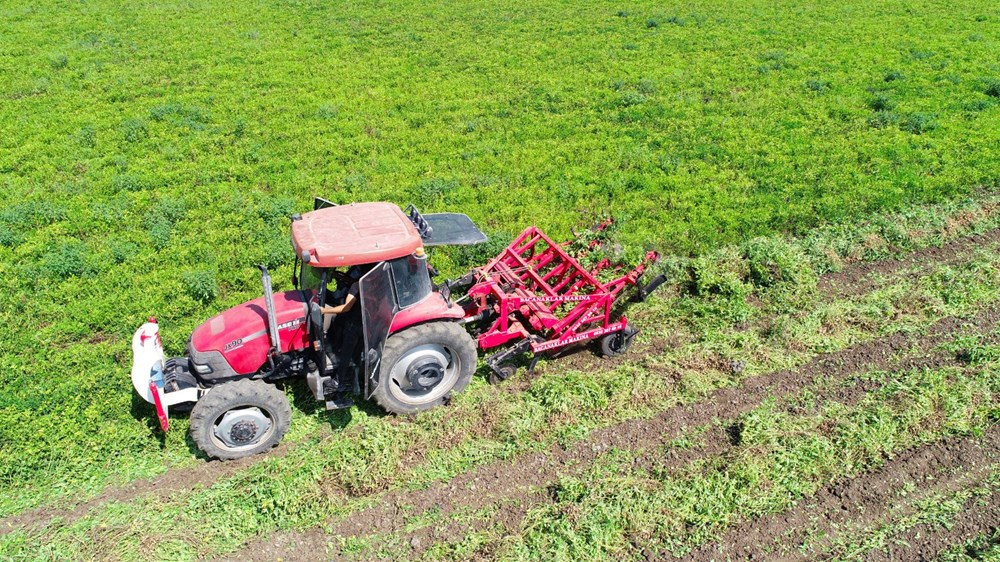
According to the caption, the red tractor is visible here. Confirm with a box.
[132,200,664,459]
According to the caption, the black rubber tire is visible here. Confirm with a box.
[600,330,633,358]
[373,322,477,415]
[189,379,291,461]
[487,364,517,385]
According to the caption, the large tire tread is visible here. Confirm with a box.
[373,322,477,415]
[189,379,291,461]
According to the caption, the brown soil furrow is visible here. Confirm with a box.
[392,340,982,561]
[860,487,1000,562]
[221,304,1000,562]
[818,227,1000,300]
[0,429,324,537]
[565,226,1000,373]
[634,350,954,475]
[6,222,995,539]
[685,426,1000,562]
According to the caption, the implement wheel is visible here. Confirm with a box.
[189,379,291,460]
[600,326,638,358]
[374,322,477,415]
[487,364,517,385]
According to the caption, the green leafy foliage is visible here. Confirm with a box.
[41,241,92,280]
[743,237,816,290]
[985,78,1000,98]
[182,270,218,304]
[0,0,999,558]
[901,112,939,134]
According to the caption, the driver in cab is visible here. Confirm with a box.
[320,266,364,407]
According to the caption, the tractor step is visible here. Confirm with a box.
[325,394,354,410]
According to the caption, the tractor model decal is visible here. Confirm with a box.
[277,317,305,330]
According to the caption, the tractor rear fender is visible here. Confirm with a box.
[389,292,465,333]
[361,265,466,399]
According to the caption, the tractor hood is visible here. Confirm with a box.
[189,290,311,377]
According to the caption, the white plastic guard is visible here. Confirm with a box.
[131,321,165,405]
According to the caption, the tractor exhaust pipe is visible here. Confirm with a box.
[258,265,281,354]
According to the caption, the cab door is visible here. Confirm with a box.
[359,262,398,399]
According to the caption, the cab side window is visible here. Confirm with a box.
[389,254,432,308]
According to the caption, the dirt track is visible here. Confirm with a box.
[222,301,1000,562]
[817,227,1000,300]
[6,226,1000,559]
[861,488,1000,562]
[685,426,1000,561]
[0,429,316,537]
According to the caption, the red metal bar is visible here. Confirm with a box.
[542,261,573,284]
[467,225,658,355]
[530,321,628,353]
[503,245,557,297]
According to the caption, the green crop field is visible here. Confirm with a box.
[1,0,1000,560]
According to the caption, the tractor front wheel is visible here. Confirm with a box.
[189,379,291,460]
[374,322,477,415]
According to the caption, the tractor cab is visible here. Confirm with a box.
[131,199,488,460]
[289,202,485,402]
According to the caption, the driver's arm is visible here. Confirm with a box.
[321,292,356,315]
[322,281,360,315]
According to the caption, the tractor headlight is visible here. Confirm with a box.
[191,361,213,375]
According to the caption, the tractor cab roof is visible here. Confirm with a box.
[290,202,424,267]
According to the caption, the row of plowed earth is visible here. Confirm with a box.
[939,532,1000,562]
[5,221,1000,560]
[0,432,311,535]
[223,300,1000,561]
[336,331,996,562]
[685,427,1000,561]
[560,227,1000,378]
[861,489,1000,562]
[817,226,1000,301]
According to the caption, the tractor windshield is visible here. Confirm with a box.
[389,254,432,308]
[299,263,325,291]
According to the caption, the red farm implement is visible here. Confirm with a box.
[131,199,667,460]
[457,222,667,382]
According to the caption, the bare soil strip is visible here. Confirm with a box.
[818,227,1000,300]
[685,426,1000,562]
[0,432,313,537]
[860,488,1000,562]
[222,304,1000,562]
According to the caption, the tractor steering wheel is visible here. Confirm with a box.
[329,269,351,287]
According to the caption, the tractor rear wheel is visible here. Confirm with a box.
[374,322,477,415]
[189,379,291,460]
